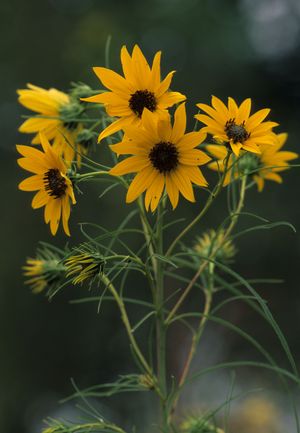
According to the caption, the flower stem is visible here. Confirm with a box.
[155,202,168,431]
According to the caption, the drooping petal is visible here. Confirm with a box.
[126,166,157,203]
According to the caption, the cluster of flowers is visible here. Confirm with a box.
[17,44,298,238]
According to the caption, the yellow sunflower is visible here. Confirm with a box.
[18,83,85,165]
[195,96,278,156]
[109,103,210,211]
[17,133,76,236]
[82,44,186,142]
[206,133,297,191]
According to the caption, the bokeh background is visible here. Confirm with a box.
[1,0,300,432]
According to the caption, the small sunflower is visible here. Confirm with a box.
[17,133,76,236]
[23,250,65,294]
[109,103,211,211]
[23,259,48,293]
[195,96,278,156]
[206,133,298,191]
[82,44,186,142]
[65,252,104,285]
[18,83,85,165]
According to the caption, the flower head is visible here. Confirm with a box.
[195,96,278,156]
[18,83,85,166]
[109,103,211,211]
[17,133,76,236]
[207,132,297,191]
[82,45,186,142]
[65,252,104,285]
[194,229,236,264]
[22,246,65,294]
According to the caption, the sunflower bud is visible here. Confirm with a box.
[138,374,155,390]
[23,246,65,294]
[194,229,236,264]
[65,252,104,285]
[70,82,99,101]
[59,101,83,131]
[181,415,224,433]
[237,152,260,175]
[76,129,97,151]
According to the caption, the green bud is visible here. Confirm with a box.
[76,129,97,150]
[70,81,99,100]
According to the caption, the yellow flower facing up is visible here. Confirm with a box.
[109,103,211,211]
[206,133,298,191]
[18,83,85,165]
[195,96,278,156]
[17,133,76,236]
[82,44,186,142]
[65,253,103,285]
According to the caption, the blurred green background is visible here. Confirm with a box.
[1,0,300,432]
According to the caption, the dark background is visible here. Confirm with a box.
[1,0,300,432]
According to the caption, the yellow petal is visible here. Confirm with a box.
[158,91,186,109]
[179,149,211,166]
[126,167,157,203]
[206,144,228,159]
[93,67,133,97]
[98,116,134,142]
[31,190,48,209]
[156,71,175,97]
[171,102,186,143]
[246,108,270,130]
[236,98,251,124]
[110,156,149,175]
[19,174,43,191]
[171,167,195,202]
[211,96,229,120]
[144,173,165,211]
[177,131,207,151]
[165,173,179,209]
[184,165,208,186]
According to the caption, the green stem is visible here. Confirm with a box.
[168,175,248,419]
[100,274,164,399]
[155,202,168,431]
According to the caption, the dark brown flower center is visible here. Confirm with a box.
[44,168,67,199]
[129,90,157,117]
[225,119,250,143]
[149,141,179,173]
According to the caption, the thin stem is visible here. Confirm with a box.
[100,274,164,398]
[168,175,248,418]
[155,202,168,431]
[166,154,230,257]
[165,174,247,325]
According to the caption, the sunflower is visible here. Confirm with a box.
[82,44,186,142]
[18,83,85,165]
[206,133,297,191]
[195,96,278,156]
[109,103,211,211]
[17,133,76,235]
